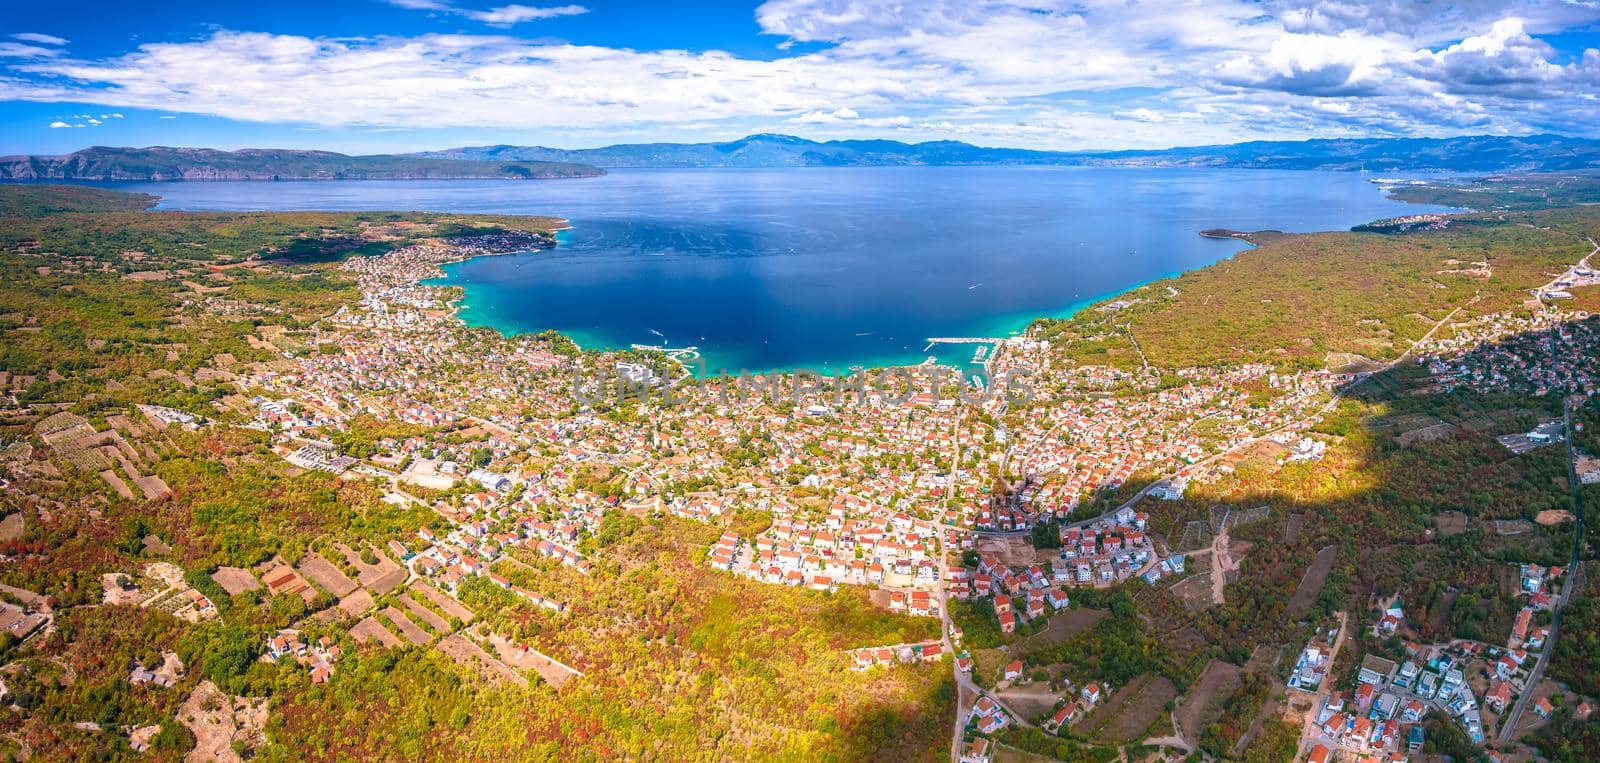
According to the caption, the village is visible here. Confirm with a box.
[8,224,1600,762]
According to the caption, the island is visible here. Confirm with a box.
[0,146,604,181]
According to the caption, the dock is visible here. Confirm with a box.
[921,337,1007,352]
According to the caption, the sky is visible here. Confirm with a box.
[2,0,1598,154]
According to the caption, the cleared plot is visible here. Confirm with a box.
[337,589,375,618]
[1285,545,1338,620]
[437,634,527,688]
[398,594,451,633]
[1496,564,1524,598]
[382,606,431,645]
[134,475,171,500]
[487,632,580,689]
[994,746,1055,763]
[1019,609,1109,660]
[1076,673,1179,744]
[297,553,358,597]
[996,683,1063,723]
[1030,608,1108,645]
[0,603,47,640]
[1428,590,1461,632]
[1176,660,1242,739]
[409,580,474,622]
[1398,422,1459,447]
[1155,625,1210,667]
[0,514,23,542]
[333,542,406,595]
[1169,571,1216,612]
[1283,513,1303,543]
[1231,675,1287,756]
[1535,510,1576,526]
[974,535,1038,567]
[1434,511,1469,536]
[350,616,402,648]
[210,567,260,596]
[100,470,135,500]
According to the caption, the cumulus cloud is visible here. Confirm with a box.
[1216,32,1399,96]
[1402,17,1587,97]
[1,0,1598,148]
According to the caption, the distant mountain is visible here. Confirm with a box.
[414,133,1600,172]
[0,146,604,181]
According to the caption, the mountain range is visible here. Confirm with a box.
[4,134,1599,181]
[414,133,1600,172]
[0,146,603,181]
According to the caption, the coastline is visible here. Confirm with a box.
[431,226,1254,379]
[418,171,1461,379]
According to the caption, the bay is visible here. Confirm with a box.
[130,167,1453,374]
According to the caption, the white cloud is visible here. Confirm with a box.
[468,5,588,26]
[13,33,69,46]
[1,1,1598,148]
[383,0,453,10]
[48,120,71,128]
[384,0,587,26]
[0,43,62,58]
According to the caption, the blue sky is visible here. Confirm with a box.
[3,0,1599,154]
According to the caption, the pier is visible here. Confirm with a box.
[921,337,1007,352]
[630,344,701,361]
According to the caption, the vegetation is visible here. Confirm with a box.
[1035,208,1591,370]
[0,146,604,181]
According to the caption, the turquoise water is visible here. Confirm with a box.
[132,167,1452,373]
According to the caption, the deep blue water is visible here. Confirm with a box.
[131,168,1452,373]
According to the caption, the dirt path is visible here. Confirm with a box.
[1211,528,1237,605]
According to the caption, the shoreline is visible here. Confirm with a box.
[431,227,1253,379]
[422,178,1461,378]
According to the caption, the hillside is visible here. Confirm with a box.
[414,133,1600,172]
[0,146,604,181]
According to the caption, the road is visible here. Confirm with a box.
[1494,238,1596,743]
[941,413,970,762]
[1295,611,1349,760]
[1495,383,1585,744]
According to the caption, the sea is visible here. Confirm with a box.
[127,167,1455,375]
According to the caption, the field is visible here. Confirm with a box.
[436,633,529,688]
[997,682,1064,722]
[1434,511,1470,536]
[1285,545,1338,619]
[351,615,403,648]
[400,593,452,632]
[411,579,475,622]
[1075,673,1178,743]
[210,566,260,596]
[382,605,433,644]
[296,552,359,597]
[333,541,406,593]
[1019,608,1109,654]
[1175,659,1243,740]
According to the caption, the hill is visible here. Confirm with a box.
[0,146,604,181]
[414,133,1600,172]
